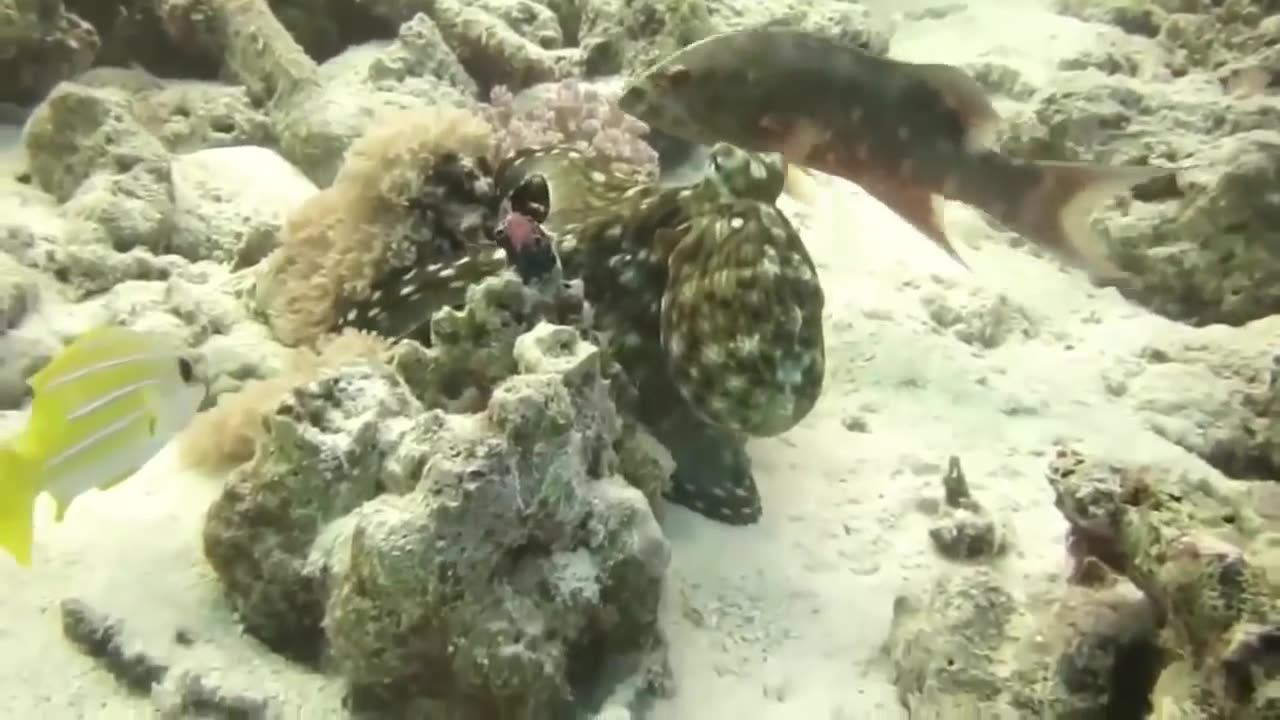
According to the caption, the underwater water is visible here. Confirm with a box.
[1,0,1278,717]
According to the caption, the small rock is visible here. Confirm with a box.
[59,598,167,694]
[926,457,1008,562]
[22,82,169,201]
[841,414,870,433]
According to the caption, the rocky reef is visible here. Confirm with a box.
[4,0,1280,716]
[891,445,1280,718]
[875,28,1280,715]
[0,0,842,712]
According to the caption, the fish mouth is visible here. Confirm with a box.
[617,79,716,148]
[616,76,647,107]
[616,80,660,125]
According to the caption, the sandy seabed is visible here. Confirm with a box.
[0,1,1204,717]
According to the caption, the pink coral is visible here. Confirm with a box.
[483,79,658,172]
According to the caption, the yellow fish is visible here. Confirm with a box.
[0,325,208,566]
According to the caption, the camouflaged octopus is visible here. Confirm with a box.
[495,142,826,525]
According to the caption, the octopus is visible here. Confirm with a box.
[328,152,513,344]
[493,142,826,525]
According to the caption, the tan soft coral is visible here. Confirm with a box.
[253,106,494,347]
[177,329,392,473]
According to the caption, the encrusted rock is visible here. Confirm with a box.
[170,145,318,267]
[578,0,712,76]
[888,567,1162,717]
[388,275,587,413]
[22,81,170,202]
[274,14,482,185]
[1116,318,1280,482]
[62,159,174,255]
[204,275,671,716]
[0,177,185,299]
[0,0,100,103]
[1055,0,1167,38]
[1058,0,1280,78]
[1046,446,1280,717]
[131,81,275,152]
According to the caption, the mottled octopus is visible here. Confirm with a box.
[494,142,826,524]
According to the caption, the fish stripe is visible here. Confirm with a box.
[41,352,170,390]
[44,408,148,469]
[64,377,164,421]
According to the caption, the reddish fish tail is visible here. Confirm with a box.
[966,158,1171,282]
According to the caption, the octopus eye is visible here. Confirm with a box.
[512,175,551,221]
[710,151,725,175]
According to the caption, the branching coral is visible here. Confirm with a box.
[252,106,496,347]
[483,80,658,171]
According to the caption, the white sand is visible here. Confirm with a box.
[0,1,1200,716]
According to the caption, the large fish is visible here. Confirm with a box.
[0,325,208,566]
[617,28,1173,281]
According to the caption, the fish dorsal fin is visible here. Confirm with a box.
[910,63,1002,152]
[20,326,168,452]
[26,326,148,393]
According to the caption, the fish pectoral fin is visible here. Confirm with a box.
[861,178,969,268]
[52,497,69,523]
[761,114,831,165]
[911,63,1002,152]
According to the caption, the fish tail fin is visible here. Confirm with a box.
[0,443,39,566]
[978,159,1171,282]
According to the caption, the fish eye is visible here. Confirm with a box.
[662,65,693,88]
[177,357,194,384]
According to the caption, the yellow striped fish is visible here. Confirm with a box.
[0,325,208,566]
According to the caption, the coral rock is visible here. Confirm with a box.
[1046,446,1280,717]
[274,14,481,185]
[22,81,169,201]
[203,302,670,715]
[889,567,1162,717]
[170,145,318,267]
[0,0,100,103]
